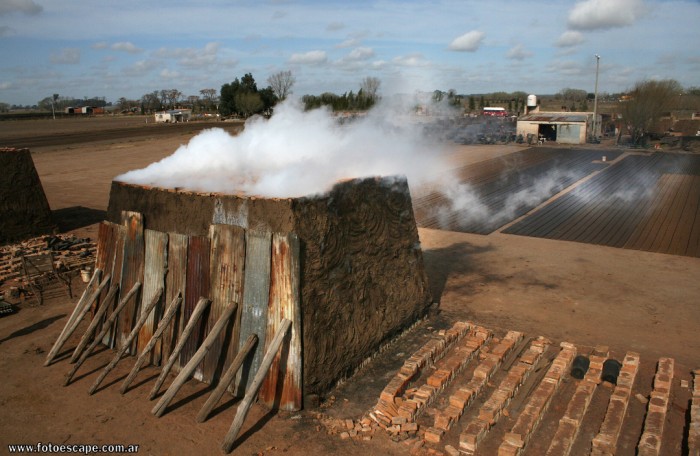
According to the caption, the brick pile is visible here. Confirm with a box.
[458,336,550,454]
[422,330,522,444]
[499,341,577,455]
[590,351,641,456]
[0,234,96,287]
[546,349,609,456]
[369,321,475,434]
[689,369,700,454]
[637,357,674,455]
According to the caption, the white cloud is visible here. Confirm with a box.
[160,69,180,79]
[0,81,13,89]
[506,44,533,61]
[50,48,80,64]
[448,30,485,52]
[288,50,328,64]
[153,42,220,67]
[343,47,375,62]
[556,30,585,47]
[0,0,42,16]
[123,59,160,76]
[392,54,429,67]
[336,38,361,48]
[547,60,585,77]
[111,42,143,54]
[568,0,647,31]
[92,41,108,50]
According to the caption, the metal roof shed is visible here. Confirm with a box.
[517,112,600,144]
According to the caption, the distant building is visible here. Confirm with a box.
[517,112,601,144]
[64,106,103,115]
[155,109,191,123]
[482,107,507,117]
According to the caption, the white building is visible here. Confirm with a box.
[154,109,191,123]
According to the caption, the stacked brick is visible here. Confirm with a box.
[422,330,523,444]
[590,351,640,456]
[689,369,700,455]
[636,357,674,456]
[499,341,577,456]
[458,336,550,454]
[369,321,473,431]
[0,235,96,287]
[546,351,608,456]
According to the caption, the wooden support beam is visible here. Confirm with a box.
[55,268,102,347]
[222,318,291,453]
[70,284,119,362]
[88,287,163,395]
[152,301,238,417]
[64,282,141,386]
[120,292,182,395]
[44,272,111,367]
[149,297,211,400]
[196,334,258,423]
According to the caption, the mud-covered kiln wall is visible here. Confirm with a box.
[106,177,432,397]
[106,182,295,235]
[293,177,432,395]
[0,148,55,243]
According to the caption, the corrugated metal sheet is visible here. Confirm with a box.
[259,233,302,411]
[202,224,246,384]
[118,211,144,353]
[181,234,210,379]
[162,233,187,365]
[94,222,120,319]
[138,229,168,362]
[235,230,272,396]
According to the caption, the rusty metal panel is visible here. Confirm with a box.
[162,233,187,365]
[202,224,246,384]
[235,230,271,396]
[259,232,302,411]
[137,229,168,362]
[93,221,120,318]
[102,224,126,347]
[180,234,210,378]
[118,211,145,353]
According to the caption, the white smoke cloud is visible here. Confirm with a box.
[116,99,457,199]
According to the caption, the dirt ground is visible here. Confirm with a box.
[0,116,698,455]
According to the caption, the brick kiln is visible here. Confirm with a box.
[104,175,432,406]
[0,148,55,243]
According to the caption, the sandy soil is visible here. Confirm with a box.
[0,117,698,455]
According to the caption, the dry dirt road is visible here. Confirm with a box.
[0,116,698,455]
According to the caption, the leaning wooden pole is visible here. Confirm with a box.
[149,297,211,400]
[44,273,111,367]
[64,282,141,386]
[152,301,238,418]
[55,268,102,346]
[88,287,163,395]
[70,284,119,362]
[120,292,183,394]
[221,318,291,453]
[196,333,258,423]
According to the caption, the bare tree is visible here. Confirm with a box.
[199,88,218,111]
[267,70,295,101]
[620,79,683,144]
[361,76,381,101]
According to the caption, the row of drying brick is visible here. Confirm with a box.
[590,351,641,456]
[423,330,525,444]
[498,342,577,455]
[637,357,675,456]
[688,370,700,455]
[458,336,551,454]
[546,349,609,456]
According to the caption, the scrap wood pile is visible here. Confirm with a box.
[44,212,302,453]
[0,234,95,287]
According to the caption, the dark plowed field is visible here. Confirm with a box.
[413,147,620,234]
[504,152,700,258]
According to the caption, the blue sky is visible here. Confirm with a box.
[1,0,699,106]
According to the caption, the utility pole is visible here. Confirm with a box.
[592,54,600,142]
